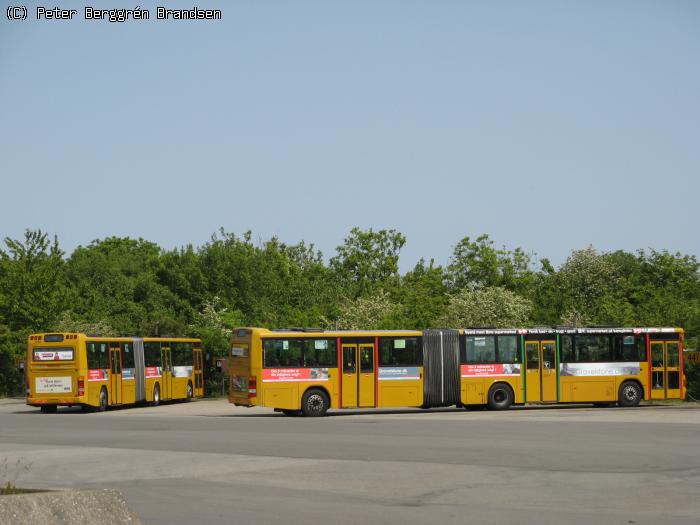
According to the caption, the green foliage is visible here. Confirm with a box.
[684,360,700,401]
[331,290,398,330]
[330,228,406,297]
[0,227,699,399]
[436,287,532,328]
[447,234,535,294]
[53,311,116,337]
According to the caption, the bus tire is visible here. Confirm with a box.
[152,384,161,407]
[487,383,514,411]
[618,381,642,407]
[98,388,108,412]
[186,382,193,401]
[301,388,329,417]
[40,405,57,414]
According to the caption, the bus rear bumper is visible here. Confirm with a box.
[27,397,83,406]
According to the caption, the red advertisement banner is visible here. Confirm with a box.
[460,364,521,377]
[262,368,329,382]
[88,369,108,381]
[145,366,162,378]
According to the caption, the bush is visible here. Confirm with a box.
[684,360,700,401]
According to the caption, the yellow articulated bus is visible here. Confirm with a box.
[228,326,684,416]
[26,333,205,413]
[460,327,684,409]
[228,327,461,416]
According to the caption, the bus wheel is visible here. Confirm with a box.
[40,405,57,414]
[301,389,329,417]
[618,381,642,407]
[487,384,513,410]
[98,388,108,412]
[186,382,193,401]
[152,384,161,407]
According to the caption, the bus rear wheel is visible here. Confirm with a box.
[487,384,513,410]
[301,389,329,417]
[98,388,108,412]
[152,384,161,407]
[40,405,57,414]
[618,381,642,407]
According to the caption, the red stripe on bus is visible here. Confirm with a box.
[679,332,684,400]
[337,337,342,408]
[646,334,651,400]
[374,336,379,408]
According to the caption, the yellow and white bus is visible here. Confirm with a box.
[26,333,205,412]
[228,326,684,416]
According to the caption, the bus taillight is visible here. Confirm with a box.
[78,377,85,396]
[248,376,257,398]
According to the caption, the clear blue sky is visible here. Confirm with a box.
[1,1,698,271]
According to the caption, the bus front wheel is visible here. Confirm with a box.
[301,389,329,417]
[487,384,514,410]
[618,381,642,407]
[98,388,108,412]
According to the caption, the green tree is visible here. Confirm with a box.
[447,234,535,294]
[436,287,532,328]
[0,230,68,331]
[330,228,406,297]
[331,290,398,330]
[389,259,449,329]
[66,237,190,335]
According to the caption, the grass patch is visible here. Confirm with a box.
[0,458,32,495]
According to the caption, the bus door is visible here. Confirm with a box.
[651,340,681,400]
[162,346,172,400]
[109,343,122,405]
[525,340,557,403]
[193,348,204,397]
[341,344,376,408]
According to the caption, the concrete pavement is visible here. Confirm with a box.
[1,399,698,524]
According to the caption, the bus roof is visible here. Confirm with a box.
[234,327,422,338]
[461,327,683,335]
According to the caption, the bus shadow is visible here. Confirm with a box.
[206,402,699,418]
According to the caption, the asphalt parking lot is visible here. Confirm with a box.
[1,399,699,525]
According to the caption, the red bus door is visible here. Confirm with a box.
[109,344,122,405]
[193,349,204,397]
[162,347,172,400]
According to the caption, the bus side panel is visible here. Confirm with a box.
[378,376,423,408]
[86,378,107,407]
[461,376,522,405]
[262,369,340,410]
[121,377,136,405]
[559,362,648,403]
[145,376,160,402]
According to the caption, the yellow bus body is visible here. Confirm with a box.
[229,327,685,416]
[459,328,685,408]
[228,328,425,413]
[26,333,205,412]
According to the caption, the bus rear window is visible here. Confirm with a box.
[33,348,74,361]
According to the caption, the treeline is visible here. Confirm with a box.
[1,228,699,397]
